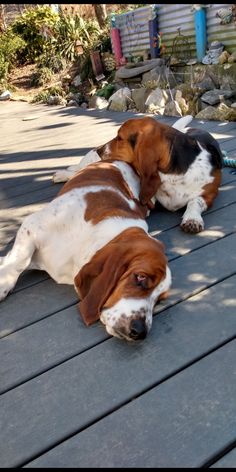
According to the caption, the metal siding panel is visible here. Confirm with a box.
[207,4,236,53]
[112,4,236,60]
[113,5,154,57]
[156,4,196,57]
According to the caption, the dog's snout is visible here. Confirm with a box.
[129,318,147,340]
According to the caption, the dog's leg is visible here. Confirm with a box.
[180,196,207,233]
[52,149,101,183]
[52,164,82,183]
[0,217,36,301]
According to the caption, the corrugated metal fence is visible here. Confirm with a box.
[114,4,236,59]
[114,5,156,57]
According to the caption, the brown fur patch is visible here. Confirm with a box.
[57,162,134,199]
[202,169,222,208]
[85,189,144,224]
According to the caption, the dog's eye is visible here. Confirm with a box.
[134,273,149,289]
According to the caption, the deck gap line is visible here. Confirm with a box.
[0,300,78,341]
[1,267,236,343]
[19,335,236,469]
[0,336,111,397]
[7,228,236,298]
[200,438,236,468]
[0,182,55,204]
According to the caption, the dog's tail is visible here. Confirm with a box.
[172,115,193,131]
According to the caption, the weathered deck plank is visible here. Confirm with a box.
[24,341,236,469]
[0,102,235,468]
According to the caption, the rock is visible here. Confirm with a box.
[67,100,78,107]
[88,95,108,109]
[108,87,131,112]
[228,51,236,63]
[0,90,11,101]
[72,74,81,87]
[218,51,230,64]
[80,102,88,109]
[201,89,235,105]
[131,88,150,113]
[115,59,165,80]
[195,103,236,121]
[47,95,66,106]
[231,102,236,108]
[197,76,217,91]
[195,106,220,120]
[175,90,189,115]
[164,100,182,117]
[145,87,168,114]
[142,65,166,85]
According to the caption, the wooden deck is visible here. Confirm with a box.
[0,102,236,468]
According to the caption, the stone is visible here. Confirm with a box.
[145,87,168,114]
[115,59,165,80]
[164,100,182,117]
[88,95,108,110]
[67,100,78,107]
[228,51,236,63]
[195,103,236,121]
[131,88,150,113]
[201,89,235,105]
[175,90,189,115]
[218,51,230,64]
[0,90,11,101]
[195,106,220,120]
[72,74,81,87]
[108,87,131,112]
[47,95,66,106]
[231,102,236,108]
[197,76,217,91]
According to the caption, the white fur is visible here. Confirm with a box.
[52,149,100,183]
[100,266,172,340]
[156,148,213,211]
[0,175,147,299]
[171,115,193,131]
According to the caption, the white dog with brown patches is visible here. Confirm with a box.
[53,115,223,234]
[0,160,171,341]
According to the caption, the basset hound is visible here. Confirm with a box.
[0,160,171,341]
[53,115,223,233]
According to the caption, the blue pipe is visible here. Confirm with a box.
[194,8,207,62]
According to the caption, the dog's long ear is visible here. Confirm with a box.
[74,246,127,326]
[135,129,168,205]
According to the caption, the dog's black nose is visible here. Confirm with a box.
[129,319,147,340]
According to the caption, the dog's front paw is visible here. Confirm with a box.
[52,171,67,184]
[180,218,204,233]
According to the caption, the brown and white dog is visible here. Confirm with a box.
[0,160,171,341]
[53,115,223,233]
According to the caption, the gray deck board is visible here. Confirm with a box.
[0,102,235,468]
[24,341,236,469]
[211,448,236,468]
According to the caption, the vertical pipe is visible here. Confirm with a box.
[149,17,160,58]
[111,28,123,68]
[194,8,207,62]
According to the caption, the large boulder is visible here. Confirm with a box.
[201,89,235,105]
[108,87,131,112]
[115,59,165,80]
[88,95,108,109]
[164,100,182,117]
[131,88,150,113]
[145,87,168,114]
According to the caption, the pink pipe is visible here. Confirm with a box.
[111,28,123,67]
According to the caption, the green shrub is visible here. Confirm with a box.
[30,66,53,86]
[11,5,59,62]
[0,29,26,82]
